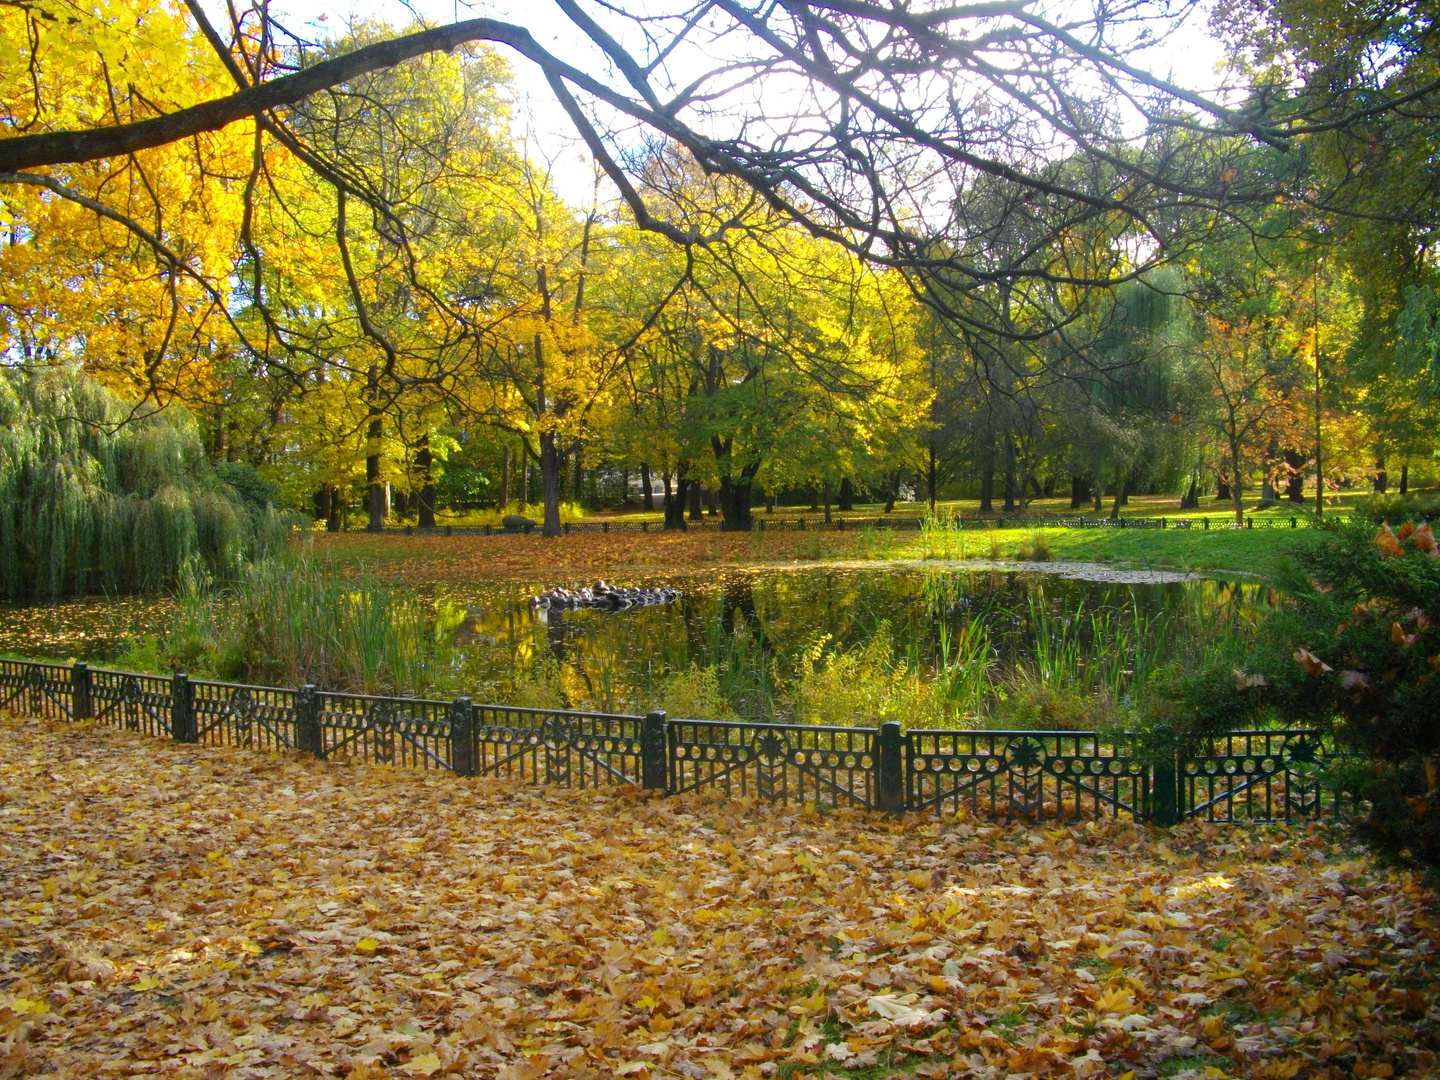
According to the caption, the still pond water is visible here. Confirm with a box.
[2,564,1264,708]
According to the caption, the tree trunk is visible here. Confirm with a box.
[1230,445,1245,526]
[765,493,775,514]
[540,430,562,537]
[1401,464,1409,494]
[317,485,332,524]
[1093,484,1103,514]
[875,469,898,512]
[1215,473,1231,502]
[1181,475,1198,510]
[1042,475,1056,499]
[664,476,688,530]
[499,445,511,510]
[417,439,436,529]
[839,477,855,512]
[718,463,758,531]
[1285,450,1306,502]
[641,463,654,511]
[688,481,703,521]
[519,454,529,510]
[926,443,938,511]
[1070,476,1089,510]
[823,480,833,524]
[327,488,344,532]
[1374,457,1387,493]
[979,461,994,514]
[366,417,384,532]
[810,486,820,512]
[1110,470,1128,520]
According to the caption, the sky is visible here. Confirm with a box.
[233,0,1237,206]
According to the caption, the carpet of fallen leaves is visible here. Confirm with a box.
[311,531,866,583]
[1,714,1437,1080]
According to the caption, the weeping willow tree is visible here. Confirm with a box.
[0,367,291,599]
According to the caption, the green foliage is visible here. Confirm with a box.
[130,550,451,695]
[0,367,290,599]
[1154,519,1440,870]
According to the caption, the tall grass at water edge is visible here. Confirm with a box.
[121,550,1259,730]
[124,552,460,696]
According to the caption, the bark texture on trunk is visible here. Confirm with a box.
[664,476,689,530]
[641,463,654,511]
[540,431,562,537]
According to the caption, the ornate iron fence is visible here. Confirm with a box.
[667,719,884,809]
[1,658,1356,824]
[908,730,1150,821]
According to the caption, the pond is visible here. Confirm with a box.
[1,563,1267,723]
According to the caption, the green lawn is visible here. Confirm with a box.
[971,524,1318,578]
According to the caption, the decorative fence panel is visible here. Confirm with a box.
[907,730,1149,821]
[192,680,298,753]
[89,667,174,738]
[667,720,881,809]
[465,704,645,788]
[0,658,1359,824]
[0,659,75,720]
[1180,730,1348,823]
[317,692,454,771]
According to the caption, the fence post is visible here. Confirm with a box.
[485,524,492,536]
[450,696,476,776]
[296,683,323,758]
[71,661,91,721]
[642,711,669,793]
[799,517,806,530]
[876,721,905,811]
[171,673,195,743]
[1147,726,1180,825]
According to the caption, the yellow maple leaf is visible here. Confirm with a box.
[356,938,379,955]
[401,1053,443,1076]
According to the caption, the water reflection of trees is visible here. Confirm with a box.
[3,569,1268,707]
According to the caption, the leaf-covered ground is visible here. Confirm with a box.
[311,527,1289,585]
[1,715,1436,1080]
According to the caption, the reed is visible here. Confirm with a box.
[134,551,454,695]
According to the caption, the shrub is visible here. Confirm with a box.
[1149,519,1440,871]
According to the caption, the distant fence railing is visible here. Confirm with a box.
[0,657,1355,824]
[342,512,1347,537]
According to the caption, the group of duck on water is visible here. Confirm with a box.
[529,580,680,612]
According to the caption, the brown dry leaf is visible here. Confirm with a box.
[0,712,1437,1080]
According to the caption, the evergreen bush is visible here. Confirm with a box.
[1147,519,1440,871]
[0,367,291,598]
